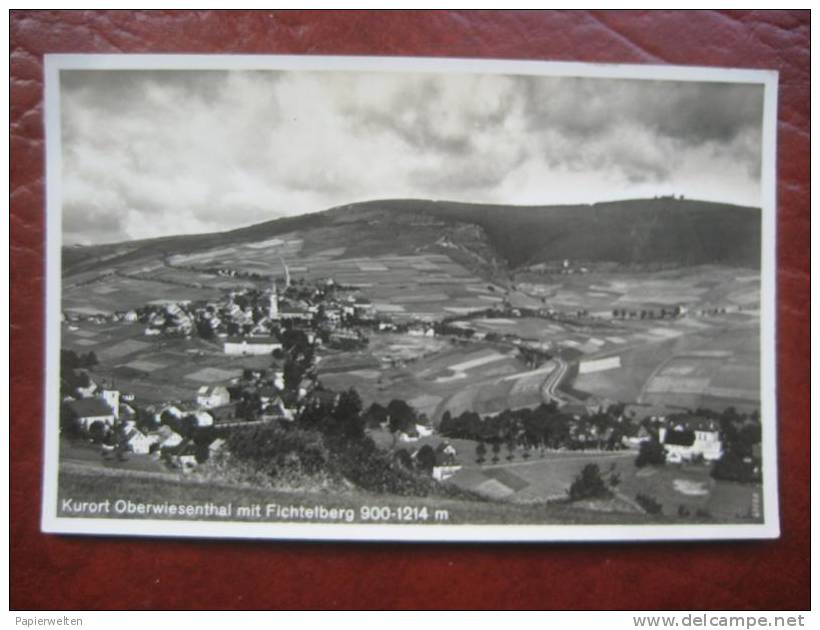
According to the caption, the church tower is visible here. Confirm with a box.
[280,256,291,288]
[269,284,279,320]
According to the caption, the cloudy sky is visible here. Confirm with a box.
[60,68,764,245]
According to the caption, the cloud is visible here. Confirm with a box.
[59,68,765,244]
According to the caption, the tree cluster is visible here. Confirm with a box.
[567,464,612,501]
[226,387,467,498]
[439,403,626,452]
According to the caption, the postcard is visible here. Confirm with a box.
[40,54,779,541]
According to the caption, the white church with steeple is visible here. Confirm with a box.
[268,257,291,320]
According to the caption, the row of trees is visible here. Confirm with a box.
[612,306,683,320]
[439,403,628,452]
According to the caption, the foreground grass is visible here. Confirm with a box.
[57,465,667,526]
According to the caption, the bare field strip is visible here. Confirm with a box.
[244,238,285,249]
[97,339,151,360]
[649,328,684,339]
[447,351,509,373]
[357,262,389,272]
[645,376,711,394]
[373,303,405,312]
[92,286,119,295]
[579,356,622,374]
[184,367,243,383]
[122,360,167,372]
[62,305,113,316]
[391,293,450,303]
[70,329,98,338]
[706,386,759,401]
[69,339,97,347]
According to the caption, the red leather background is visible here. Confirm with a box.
[10,10,810,610]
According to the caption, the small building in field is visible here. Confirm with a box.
[416,424,434,438]
[208,438,227,457]
[435,442,457,465]
[432,465,461,481]
[196,385,231,409]
[308,389,339,410]
[223,337,282,356]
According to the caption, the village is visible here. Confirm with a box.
[59,255,761,507]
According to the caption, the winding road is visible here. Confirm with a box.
[540,357,569,406]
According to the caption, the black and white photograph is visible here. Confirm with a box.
[41,55,779,541]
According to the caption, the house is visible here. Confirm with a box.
[308,389,339,409]
[416,424,434,438]
[623,425,653,448]
[208,438,227,457]
[223,337,282,356]
[278,306,312,321]
[660,418,722,463]
[196,385,230,408]
[75,379,98,399]
[299,378,320,401]
[435,442,457,465]
[124,426,157,454]
[257,384,281,405]
[398,425,420,443]
[353,297,374,314]
[178,454,198,472]
[98,389,120,419]
[118,403,137,422]
[432,465,461,481]
[191,410,214,427]
[150,425,184,450]
[273,370,285,390]
[208,402,240,424]
[64,398,116,432]
[623,403,683,423]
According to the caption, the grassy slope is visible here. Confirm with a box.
[57,466,664,526]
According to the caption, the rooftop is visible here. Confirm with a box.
[65,398,115,418]
[224,336,281,345]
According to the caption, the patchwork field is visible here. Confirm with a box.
[61,320,270,404]
[319,337,554,421]
[516,265,760,315]
[63,226,761,421]
[62,273,226,315]
[565,312,760,412]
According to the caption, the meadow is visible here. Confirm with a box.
[366,429,760,522]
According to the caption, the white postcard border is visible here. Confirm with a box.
[40,53,780,542]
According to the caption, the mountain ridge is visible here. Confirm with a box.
[63,197,761,274]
